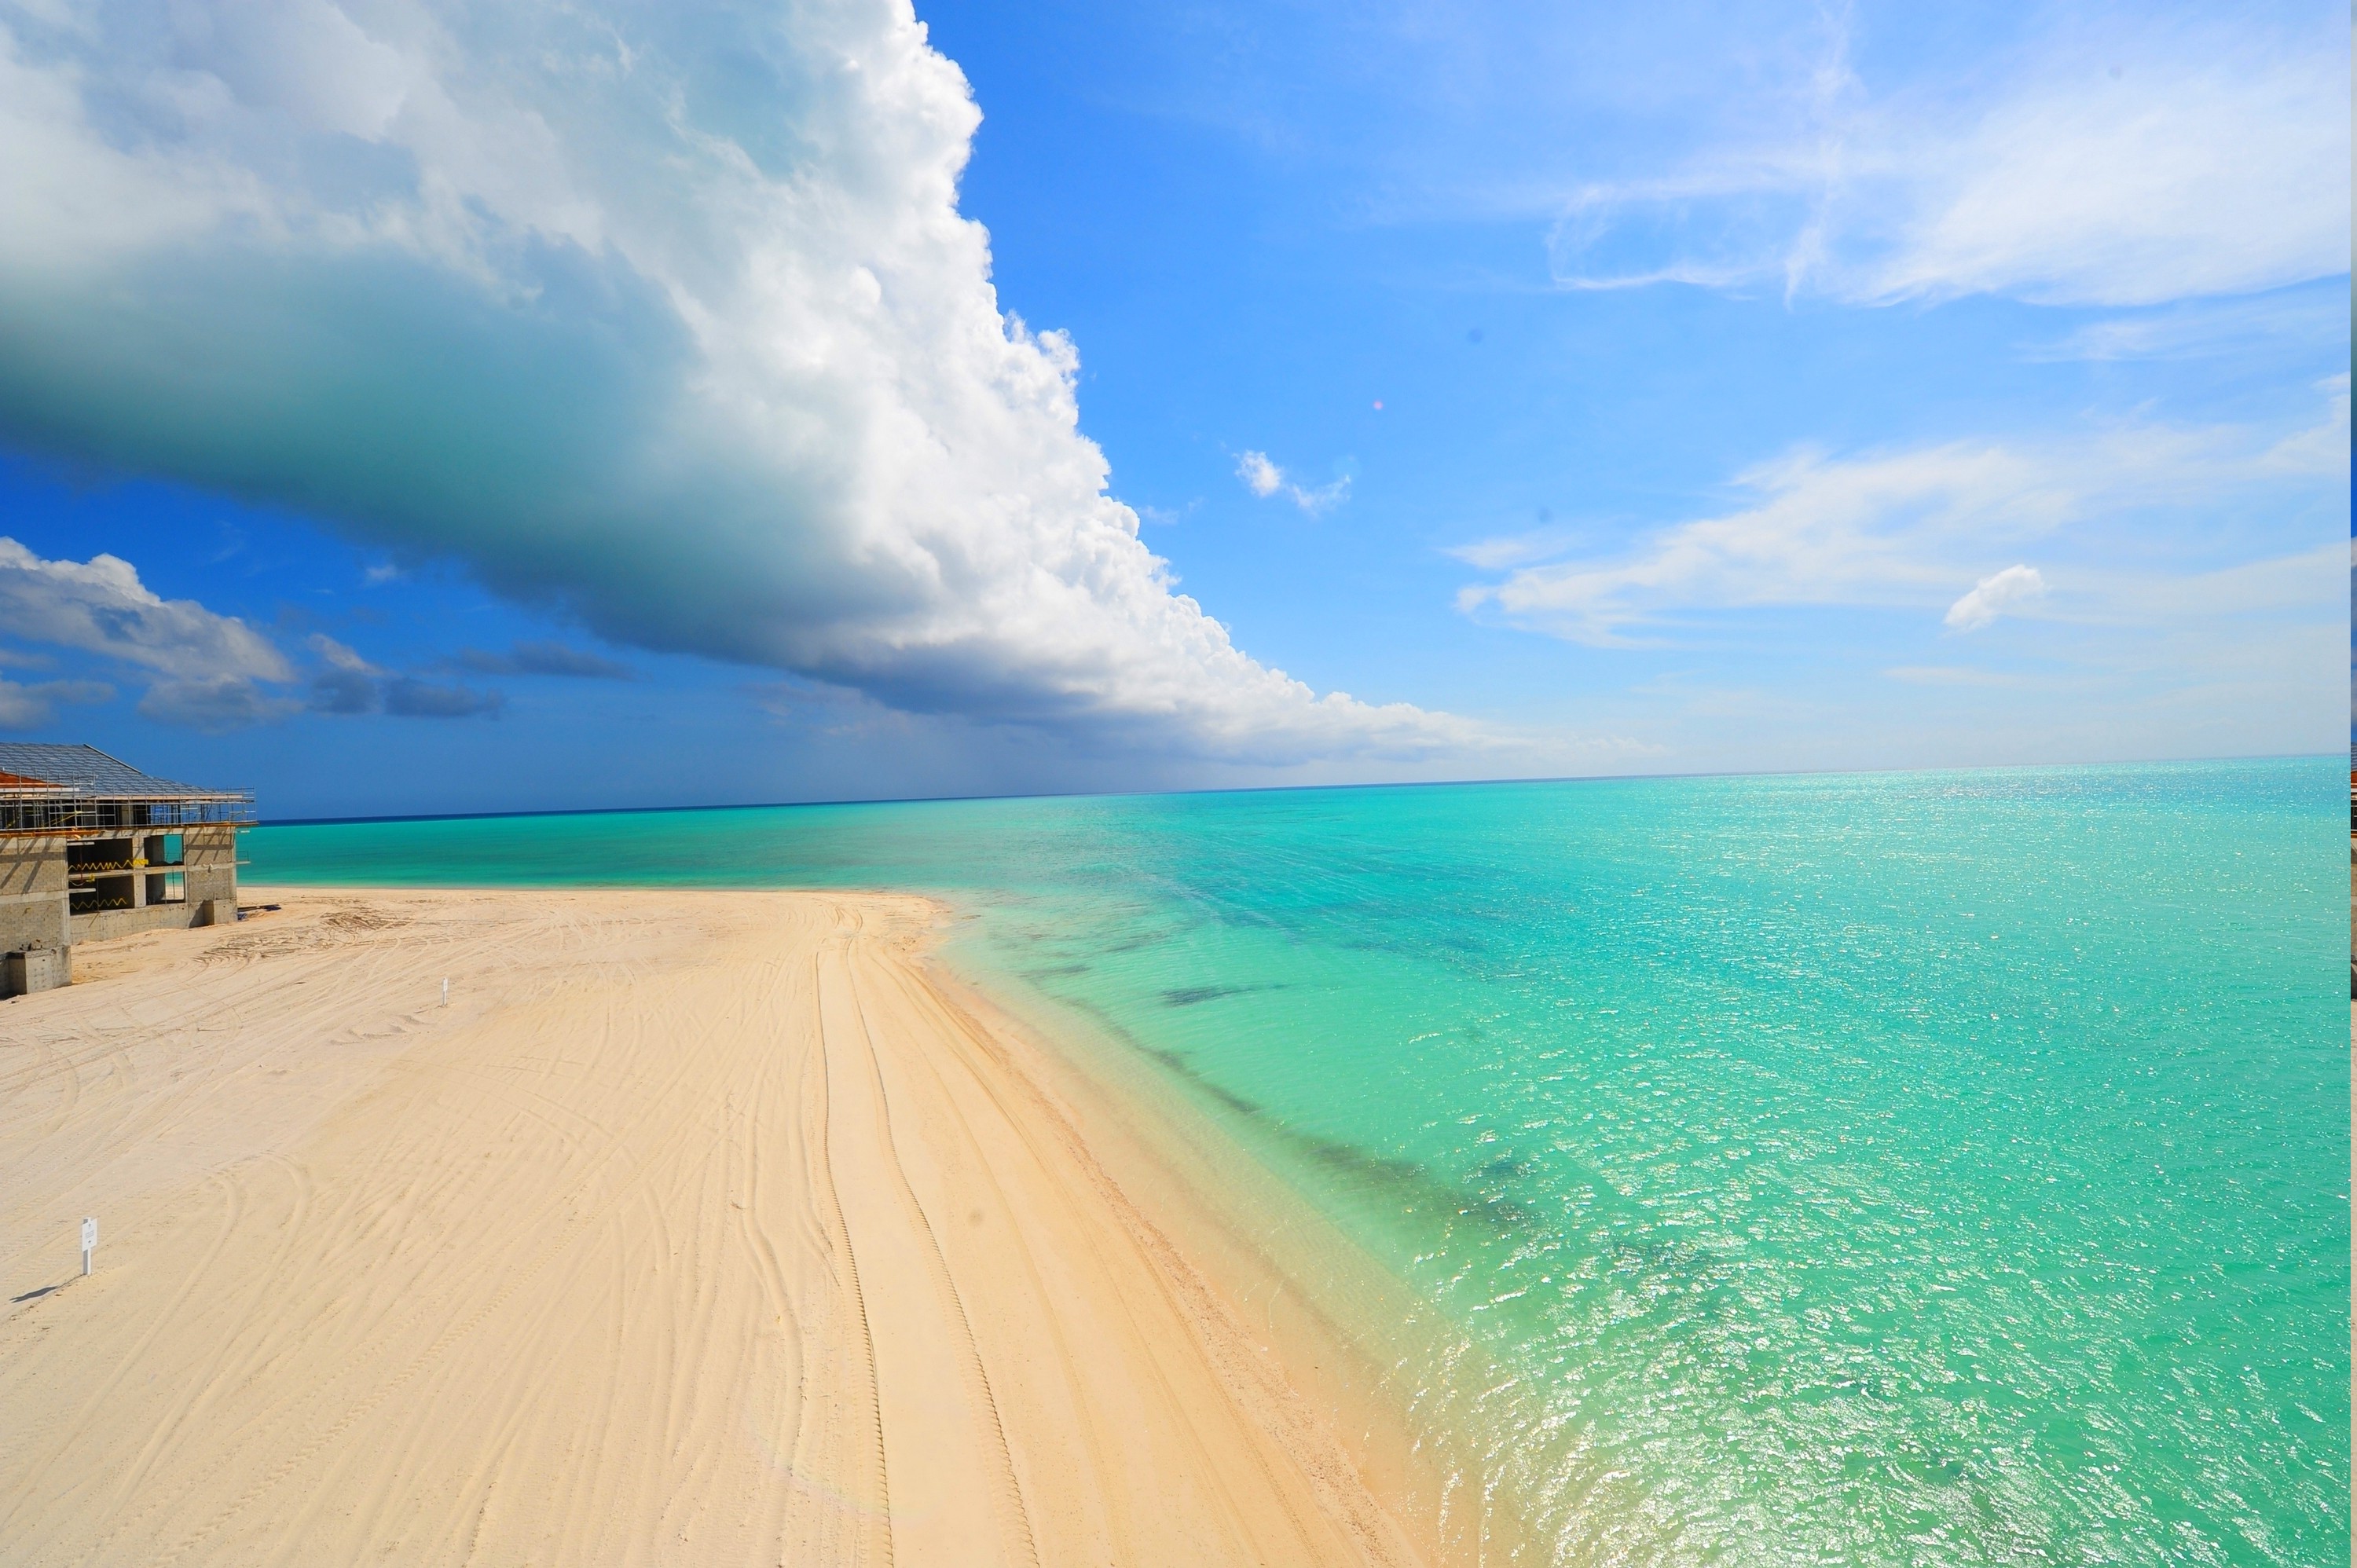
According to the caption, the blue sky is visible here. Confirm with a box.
[0,0,2344,817]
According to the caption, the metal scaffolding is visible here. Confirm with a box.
[0,748,253,839]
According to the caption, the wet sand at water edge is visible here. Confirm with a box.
[0,888,1441,1566]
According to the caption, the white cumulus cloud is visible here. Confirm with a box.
[0,537,514,727]
[1943,565,2047,632]
[0,534,297,727]
[0,0,1455,763]
[0,536,290,686]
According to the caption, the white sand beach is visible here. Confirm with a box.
[0,888,1439,1566]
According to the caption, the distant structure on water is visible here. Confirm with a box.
[0,745,252,997]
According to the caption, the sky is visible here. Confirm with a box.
[0,0,2344,819]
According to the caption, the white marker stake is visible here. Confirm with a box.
[80,1216,95,1277]
[442,978,449,1006]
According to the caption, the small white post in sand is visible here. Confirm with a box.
[442,978,449,1006]
[80,1216,95,1277]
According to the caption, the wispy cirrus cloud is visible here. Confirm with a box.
[1455,385,2348,647]
[2019,287,2348,364]
[1882,665,2026,688]
[0,677,113,731]
[1548,16,2348,308]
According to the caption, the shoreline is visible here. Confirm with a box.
[0,885,1498,1564]
[914,932,1538,1563]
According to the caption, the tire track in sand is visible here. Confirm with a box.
[829,910,1040,1568]
[786,943,895,1567]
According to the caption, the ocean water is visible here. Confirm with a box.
[248,758,2349,1566]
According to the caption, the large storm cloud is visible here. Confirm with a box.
[0,0,1474,760]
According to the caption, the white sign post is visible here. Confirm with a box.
[442,978,449,1006]
[80,1216,95,1277]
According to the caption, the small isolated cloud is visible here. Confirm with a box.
[0,677,112,730]
[1237,451,1285,498]
[1236,451,1351,516]
[1944,565,2047,632]
[457,641,632,680]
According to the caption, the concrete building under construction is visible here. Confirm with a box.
[0,744,252,997]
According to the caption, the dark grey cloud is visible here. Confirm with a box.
[383,678,504,720]
[306,636,500,720]
[456,641,632,680]
[306,665,379,716]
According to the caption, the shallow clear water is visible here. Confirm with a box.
[249,759,2349,1565]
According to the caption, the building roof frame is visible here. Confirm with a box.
[0,744,252,837]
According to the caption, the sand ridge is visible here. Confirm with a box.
[0,888,1427,1566]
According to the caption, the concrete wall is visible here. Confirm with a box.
[184,824,238,907]
[68,903,214,943]
[9,822,240,958]
[0,834,69,954]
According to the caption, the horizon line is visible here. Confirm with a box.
[251,749,2337,829]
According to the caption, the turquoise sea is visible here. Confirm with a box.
[249,757,2348,1566]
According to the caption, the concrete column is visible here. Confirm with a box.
[2,947,68,997]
